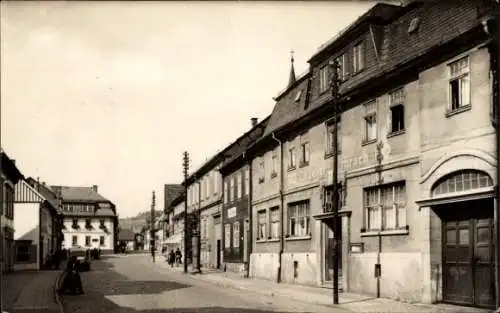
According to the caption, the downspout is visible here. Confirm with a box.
[244,151,252,278]
[272,132,285,283]
[494,14,500,311]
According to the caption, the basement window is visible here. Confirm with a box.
[408,17,420,34]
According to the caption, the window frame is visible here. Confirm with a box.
[299,134,310,167]
[352,42,365,73]
[389,88,406,135]
[237,173,242,199]
[362,100,378,143]
[271,150,278,178]
[447,56,471,113]
[232,221,240,249]
[258,159,265,184]
[269,207,280,239]
[363,181,407,233]
[288,200,311,238]
[336,53,348,81]
[319,65,329,94]
[257,210,267,240]
[288,147,296,170]
[244,168,249,195]
[325,119,341,156]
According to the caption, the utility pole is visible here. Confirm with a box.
[191,180,202,274]
[329,58,341,305]
[182,151,190,274]
[150,191,156,263]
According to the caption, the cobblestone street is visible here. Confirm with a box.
[60,254,346,313]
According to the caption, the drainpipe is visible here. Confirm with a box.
[244,151,253,278]
[494,13,500,311]
[272,132,285,283]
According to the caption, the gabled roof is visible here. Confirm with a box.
[50,185,109,203]
[164,184,184,211]
[26,178,62,214]
[0,151,23,183]
[263,71,311,138]
[219,116,270,175]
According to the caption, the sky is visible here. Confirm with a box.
[1,1,376,218]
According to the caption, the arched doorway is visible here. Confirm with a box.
[431,170,496,308]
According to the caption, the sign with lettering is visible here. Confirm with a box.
[227,207,237,218]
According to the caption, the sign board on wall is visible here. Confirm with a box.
[227,207,236,218]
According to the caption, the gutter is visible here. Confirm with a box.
[271,132,285,284]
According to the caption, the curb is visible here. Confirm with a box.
[53,271,65,313]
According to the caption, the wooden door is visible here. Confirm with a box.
[325,227,342,281]
[442,201,495,308]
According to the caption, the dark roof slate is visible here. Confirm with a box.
[164,184,184,211]
[50,185,109,203]
[263,72,311,138]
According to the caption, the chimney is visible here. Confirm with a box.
[92,185,98,193]
[251,118,258,127]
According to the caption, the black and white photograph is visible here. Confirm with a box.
[0,1,499,312]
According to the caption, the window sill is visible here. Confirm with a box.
[445,104,471,118]
[256,239,268,244]
[299,162,309,168]
[267,238,279,242]
[387,129,405,138]
[324,151,341,159]
[360,228,409,237]
[285,235,312,241]
[361,139,377,146]
[287,166,296,172]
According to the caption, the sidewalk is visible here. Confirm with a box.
[153,260,492,313]
[1,269,62,313]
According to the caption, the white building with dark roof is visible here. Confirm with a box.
[51,185,118,254]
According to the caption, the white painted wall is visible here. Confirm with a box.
[62,217,115,251]
[14,203,39,242]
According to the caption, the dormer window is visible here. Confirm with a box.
[353,42,365,73]
[408,17,420,34]
[294,90,302,102]
[336,53,347,80]
[319,65,329,93]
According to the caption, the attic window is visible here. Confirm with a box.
[294,90,302,102]
[408,17,420,34]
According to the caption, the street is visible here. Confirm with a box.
[61,254,347,313]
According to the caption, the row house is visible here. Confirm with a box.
[0,150,23,272]
[162,194,187,257]
[13,178,63,270]
[184,152,225,268]
[219,116,270,274]
[51,185,118,254]
[161,184,184,242]
[243,0,498,309]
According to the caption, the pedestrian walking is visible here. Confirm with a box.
[168,250,175,267]
[175,248,182,267]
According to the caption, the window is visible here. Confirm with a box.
[258,160,265,183]
[201,179,205,200]
[85,236,91,247]
[324,184,344,211]
[72,219,79,229]
[224,224,231,248]
[271,150,278,177]
[205,177,210,199]
[432,170,493,196]
[448,56,470,111]
[288,201,310,237]
[269,207,280,239]
[353,42,364,73]
[294,90,302,102]
[257,210,267,240]
[85,219,92,230]
[288,147,296,169]
[336,53,347,80]
[232,221,240,248]
[224,181,228,203]
[202,219,208,239]
[389,89,405,133]
[364,182,407,232]
[72,235,78,246]
[229,177,234,202]
[326,121,341,155]
[4,185,13,219]
[237,173,242,199]
[363,101,377,142]
[319,65,329,93]
[300,135,310,166]
[100,236,105,246]
[16,245,30,262]
[244,168,249,195]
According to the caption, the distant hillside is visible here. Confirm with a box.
[119,210,162,233]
